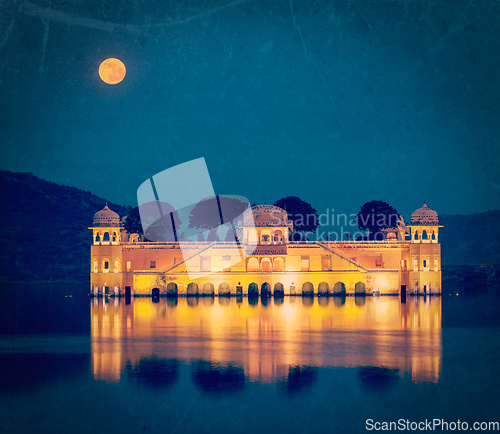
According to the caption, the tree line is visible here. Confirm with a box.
[124,196,399,242]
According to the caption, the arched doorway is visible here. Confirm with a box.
[333,282,346,295]
[248,282,259,297]
[355,281,366,295]
[202,282,214,296]
[166,282,178,296]
[261,282,271,297]
[152,287,160,297]
[187,282,199,296]
[273,282,284,297]
[302,281,314,296]
[219,282,230,296]
[318,282,329,296]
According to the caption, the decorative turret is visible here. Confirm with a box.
[408,201,441,243]
[407,201,442,295]
[90,205,122,246]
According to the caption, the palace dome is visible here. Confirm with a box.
[93,205,120,227]
[243,204,292,227]
[410,201,439,225]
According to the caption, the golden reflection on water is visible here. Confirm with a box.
[91,296,441,385]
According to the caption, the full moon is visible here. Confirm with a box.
[98,58,126,85]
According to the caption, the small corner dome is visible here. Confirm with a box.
[410,201,439,225]
[93,205,120,227]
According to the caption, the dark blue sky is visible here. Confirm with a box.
[1,0,499,220]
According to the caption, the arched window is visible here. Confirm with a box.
[273,257,284,272]
[422,230,428,240]
[261,258,272,272]
[260,230,271,245]
[103,232,110,242]
[354,281,366,294]
[95,233,100,242]
[247,257,259,272]
[112,232,117,242]
[414,230,419,240]
[333,282,346,294]
[103,260,109,273]
[431,231,436,240]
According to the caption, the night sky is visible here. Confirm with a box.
[1,0,499,219]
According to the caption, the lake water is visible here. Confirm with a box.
[1,284,499,433]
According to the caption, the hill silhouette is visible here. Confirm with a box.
[439,211,500,265]
[0,171,130,282]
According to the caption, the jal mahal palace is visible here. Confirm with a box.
[89,201,442,298]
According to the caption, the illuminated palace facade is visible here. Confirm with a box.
[89,202,442,297]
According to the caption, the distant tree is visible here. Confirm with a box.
[123,207,143,235]
[354,200,400,240]
[274,196,319,234]
[189,196,248,230]
[189,196,248,242]
[124,201,181,241]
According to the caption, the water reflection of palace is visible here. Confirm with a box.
[91,296,441,386]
